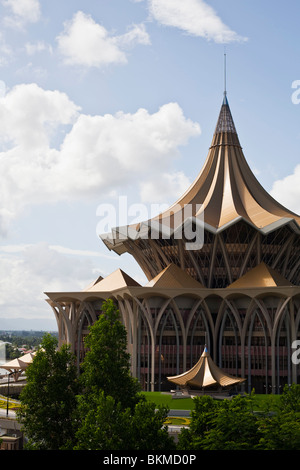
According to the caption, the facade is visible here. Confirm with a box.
[46,93,300,394]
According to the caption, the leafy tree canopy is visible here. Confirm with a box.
[17,334,79,450]
[79,299,141,410]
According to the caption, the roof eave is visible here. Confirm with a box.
[100,216,300,254]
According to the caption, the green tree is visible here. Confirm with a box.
[128,399,175,450]
[257,384,300,450]
[75,299,175,450]
[75,392,127,450]
[79,299,141,410]
[178,393,260,450]
[257,411,300,450]
[201,393,260,450]
[280,383,300,412]
[17,334,79,450]
[177,394,217,450]
[75,391,174,450]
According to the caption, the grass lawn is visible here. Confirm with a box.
[143,391,281,412]
[143,392,195,410]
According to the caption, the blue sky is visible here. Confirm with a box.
[0,0,299,330]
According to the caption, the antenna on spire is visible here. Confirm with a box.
[224,47,227,97]
[223,47,228,105]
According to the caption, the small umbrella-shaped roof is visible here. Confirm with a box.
[167,347,245,389]
[1,351,36,373]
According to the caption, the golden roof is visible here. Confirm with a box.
[85,268,140,292]
[82,275,103,291]
[101,94,300,253]
[167,346,245,389]
[152,94,300,232]
[146,263,204,288]
[227,262,293,289]
[1,351,37,381]
[1,352,36,373]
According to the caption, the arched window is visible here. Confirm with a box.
[187,308,210,368]
[156,308,181,391]
[275,308,292,393]
[218,308,241,376]
[245,308,270,394]
[137,307,152,391]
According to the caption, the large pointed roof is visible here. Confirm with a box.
[101,94,300,254]
[167,346,245,389]
[152,93,300,233]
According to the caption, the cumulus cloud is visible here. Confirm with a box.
[0,242,102,320]
[25,40,53,56]
[57,102,200,196]
[2,0,41,27]
[0,82,79,149]
[56,11,150,68]
[148,0,247,43]
[140,171,191,204]
[0,83,201,235]
[118,22,150,47]
[270,165,300,215]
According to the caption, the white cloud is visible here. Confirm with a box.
[55,102,200,202]
[0,243,117,259]
[270,164,300,215]
[118,23,151,47]
[0,83,80,234]
[0,82,79,149]
[0,32,13,65]
[0,83,200,235]
[2,0,41,27]
[148,0,247,43]
[140,171,191,204]
[56,11,150,68]
[25,41,53,56]
[0,242,100,320]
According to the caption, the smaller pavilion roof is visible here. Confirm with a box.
[82,275,103,291]
[167,347,245,389]
[1,352,36,380]
[1,351,36,372]
[85,268,140,292]
[146,263,204,289]
[227,262,293,289]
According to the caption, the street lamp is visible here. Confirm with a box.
[6,372,13,417]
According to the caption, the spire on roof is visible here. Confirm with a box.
[214,51,237,134]
[214,94,237,134]
[100,73,300,258]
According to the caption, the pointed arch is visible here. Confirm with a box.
[243,297,275,393]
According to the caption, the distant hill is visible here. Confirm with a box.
[0,317,57,332]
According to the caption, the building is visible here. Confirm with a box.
[46,92,300,394]
[167,346,246,392]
